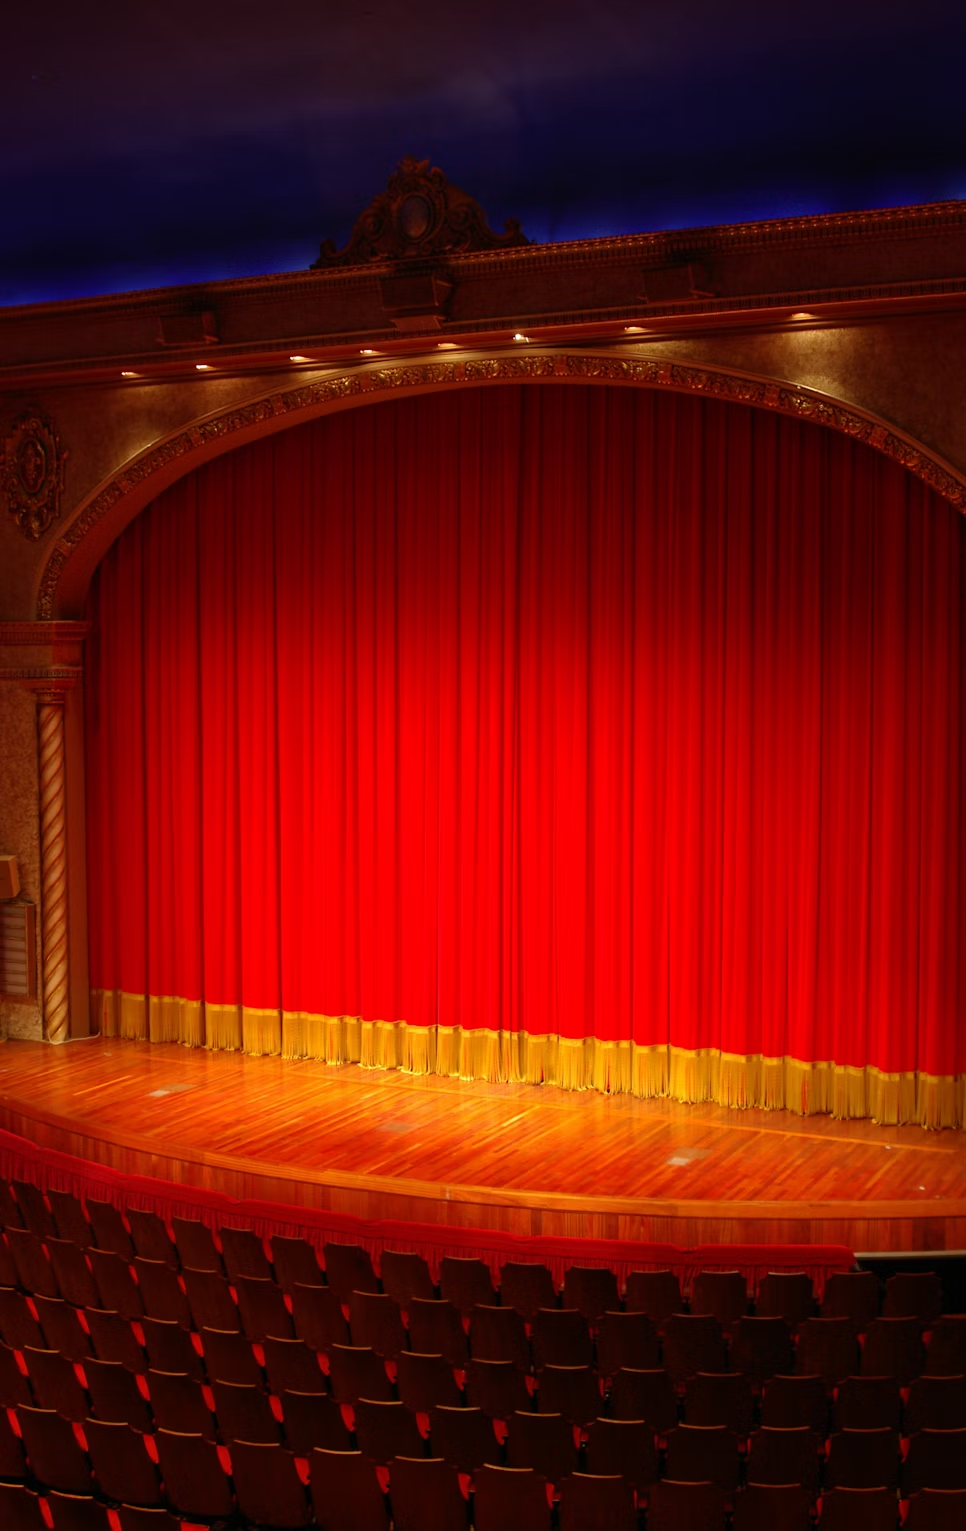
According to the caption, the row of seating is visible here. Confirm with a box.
[2,1427,966,1531]
[1,1172,963,1527]
[9,1272,960,1390]
[0,1172,931,1326]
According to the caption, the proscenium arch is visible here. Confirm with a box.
[36,346,966,620]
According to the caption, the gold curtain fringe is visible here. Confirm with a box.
[88,989,966,1129]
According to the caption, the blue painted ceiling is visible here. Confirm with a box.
[3,0,964,307]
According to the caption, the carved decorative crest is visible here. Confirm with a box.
[2,410,67,540]
[312,157,529,268]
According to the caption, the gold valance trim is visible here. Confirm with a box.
[89,989,964,1130]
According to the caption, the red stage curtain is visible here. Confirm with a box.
[84,384,966,1124]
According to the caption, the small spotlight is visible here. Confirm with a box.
[437,341,458,350]
[624,325,646,334]
[790,311,815,321]
[513,332,529,343]
[195,363,212,371]
[289,354,312,363]
[121,371,137,378]
[360,348,377,356]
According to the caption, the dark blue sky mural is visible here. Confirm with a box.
[3,0,964,306]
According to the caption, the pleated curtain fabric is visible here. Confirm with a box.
[84,383,966,1124]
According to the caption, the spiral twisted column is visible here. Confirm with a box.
[35,688,70,1044]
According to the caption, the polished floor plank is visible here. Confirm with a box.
[1,1036,964,1250]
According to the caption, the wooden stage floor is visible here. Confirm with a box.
[1,1036,965,1252]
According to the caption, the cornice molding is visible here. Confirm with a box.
[5,198,966,323]
[35,349,966,620]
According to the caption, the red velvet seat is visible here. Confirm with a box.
[271,1234,324,1293]
[561,1265,620,1325]
[21,1345,88,1422]
[309,1448,389,1531]
[85,1356,153,1432]
[171,1217,222,1274]
[211,1377,281,1444]
[280,1389,353,1455]
[646,1479,727,1531]
[388,1455,467,1531]
[558,1471,636,1531]
[33,1297,92,1362]
[504,1410,579,1486]
[155,1428,235,1522]
[755,1272,815,1328]
[690,1270,749,1330]
[530,1308,592,1369]
[290,1281,350,1352]
[584,1415,659,1491]
[146,1368,216,1439]
[624,1270,685,1328]
[263,1334,326,1395]
[731,1483,813,1531]
[323,1242,379,1305]
[465,1356,530,1418]
[349,1289,407,1358]
[397,1349,462,1412]
[608,1367,678,1431]
[0,1483,46,1531]
[744,1425,822,1491]
[182,1268,238,1332]
[469,1304,530,1369]
[438,1256,495,1314]
[86,1200,135,1262]
[595,1310,660,1375]
[88,1249,143,1321]
[684,1372,754,1435]
[380,1248,436,1307]
[45,1238,100,1310]
[499,1262,557,1319]
[428,1405,501,1472]
[664,1424,740,1492]
[85,1419,164,1507]
[133,1259,192,1327]
[408,1298,469,1367]
[126,1208,177,1268]
[220,1224,274,1284]
[473,1464,552,1531]
[85,1308,147,1373]
[327,1342,393,1404]
[231,1439,312,1527]
[353,1397,426,1466]
[235,1273,295,1342]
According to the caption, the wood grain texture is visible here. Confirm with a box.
[0,1037,964,1251]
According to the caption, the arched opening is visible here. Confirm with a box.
[81,382,966,1124]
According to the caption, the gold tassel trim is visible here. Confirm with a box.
[88,988,966,1129]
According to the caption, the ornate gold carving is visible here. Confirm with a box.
[312,156,529,267]
[36,351,966,619]
[2,410,67,540]
[36,691,69,1044]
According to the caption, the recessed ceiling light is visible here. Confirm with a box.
[624,325,646,334]
[121,371,137,378]
[360,348,377,356]
[289,354,312,362]
[195,363,212,371]
[513,332,529,342]
[437,341,458,350]
[790,311,816,321]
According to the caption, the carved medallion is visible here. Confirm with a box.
[2,410,67,540]
[312,156,530,267]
